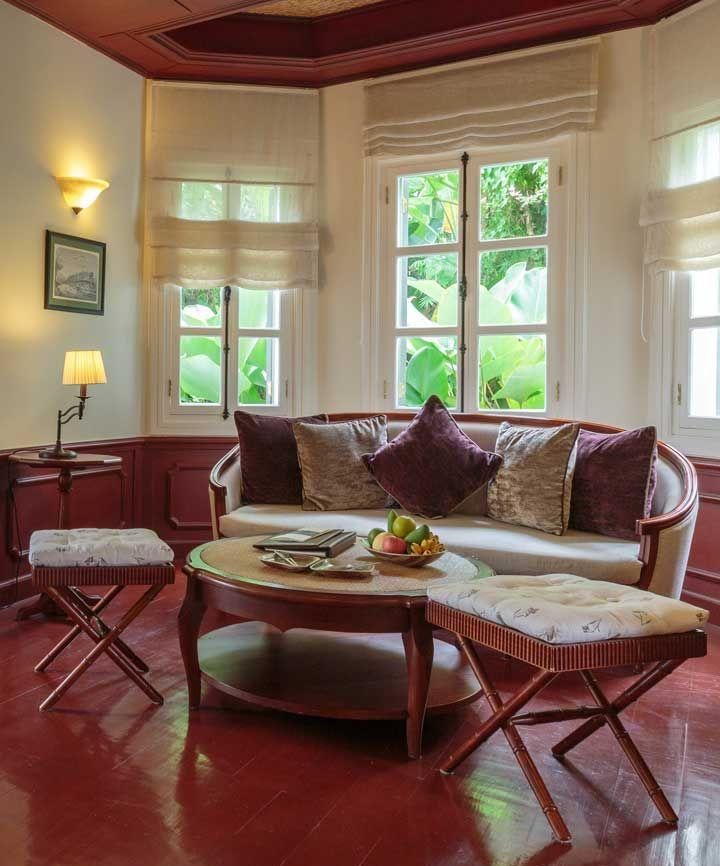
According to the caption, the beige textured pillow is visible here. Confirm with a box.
[486,422,579,535]
[294,416,389,511]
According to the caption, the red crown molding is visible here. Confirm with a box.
[4,0,703,87]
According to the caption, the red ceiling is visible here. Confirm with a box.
[4,0,700,87]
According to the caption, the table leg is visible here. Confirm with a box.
[178,573,207,710]
[402,606,434,759]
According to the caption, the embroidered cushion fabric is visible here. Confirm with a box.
[428,573,709,644]
[487,422,579,536]
[570,426,658,540]
[234,411,328,504]
[362,395,502,518]
[29,529,174,567]
[294,416,390,511]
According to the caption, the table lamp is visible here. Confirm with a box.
[40,350,107,460]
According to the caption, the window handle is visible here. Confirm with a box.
[676,383,682,406]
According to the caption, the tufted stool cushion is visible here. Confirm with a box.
[428,573,709,644]
[29,528,174,569]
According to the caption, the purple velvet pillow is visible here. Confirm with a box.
[362,396,502,518]
[570,426,658,540]
[234,411,327,504]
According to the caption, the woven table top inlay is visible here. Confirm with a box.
[193,537,490,596]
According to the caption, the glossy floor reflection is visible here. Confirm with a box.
[0,576,717,866]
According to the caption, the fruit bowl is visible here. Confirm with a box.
[360,540,445,569]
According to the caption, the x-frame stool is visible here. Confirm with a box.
[426,600,707,844]
[32,564,175,712]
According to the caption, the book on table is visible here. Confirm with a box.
[253,528,356,557]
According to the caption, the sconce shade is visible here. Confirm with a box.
[56,177,109,213]
[62,350,107,386]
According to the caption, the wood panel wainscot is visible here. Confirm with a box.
[1,438,719,621]
[0,438,144,607]
[684,458,720,622]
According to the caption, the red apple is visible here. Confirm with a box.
[382,535,408,554]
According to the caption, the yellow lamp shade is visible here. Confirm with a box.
[62,350,107,386]
[56,177,109,214]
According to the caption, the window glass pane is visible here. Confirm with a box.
[480,160,548,240]
[238,337,279,406]
[690,269,720,318]
[180,287,222,328]
[238,288,280,329]
[479,249,547,325]
[234,185,280,222]
[396,336,457,409]
[478,334,546,411]
[398,170,459,247]
[180,335,221,405]
[689,327,720,418]
[180,182,226,220]
[397,254,458,327]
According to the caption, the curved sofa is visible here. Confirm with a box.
[209,413,698,598]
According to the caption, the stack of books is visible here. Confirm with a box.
[253,528,356,558]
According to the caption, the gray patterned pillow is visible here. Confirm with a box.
[294,416,390,511]
[486,422,579,535]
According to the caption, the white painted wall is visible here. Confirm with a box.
[0,3,144,449]
[318,28,652,428]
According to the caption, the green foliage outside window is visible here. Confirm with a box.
[402,159,549,411]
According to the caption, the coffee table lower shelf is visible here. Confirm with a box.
[199,622,482,721]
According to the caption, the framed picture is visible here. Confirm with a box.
[44,230,106,315]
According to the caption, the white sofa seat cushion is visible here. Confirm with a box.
[219,505,644,586]
[29,529,174,568]
[429,574,709,644]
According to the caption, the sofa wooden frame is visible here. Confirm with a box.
[209,413,697,592]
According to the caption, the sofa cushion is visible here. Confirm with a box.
[218,505,643,586]
[428,573,708,643]
[487,422,579,535]
[570,426,657,540]
[234,411,327,505]
[363,396,502,518]
[294,416,389,511]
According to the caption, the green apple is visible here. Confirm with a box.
[367,528,384,547]
[392,515,417,538]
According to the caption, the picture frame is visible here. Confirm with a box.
[44,230,106,315]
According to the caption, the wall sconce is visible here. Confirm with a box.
[40,350,107,460]
[56,177,109,214]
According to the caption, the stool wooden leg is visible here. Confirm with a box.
[39,585,165,711]
[580,670,678,825]
[552,659,685,758]
[66,587,150,674]
[35,586,124,673]
[444,638,570,843]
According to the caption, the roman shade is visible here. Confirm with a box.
[363,39,599,157]
[147,82,319,290]
[640,0,720,272]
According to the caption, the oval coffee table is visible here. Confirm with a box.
[180,536,493,758]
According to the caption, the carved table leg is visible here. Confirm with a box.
[403,605,434,759]
[178,574,207,710]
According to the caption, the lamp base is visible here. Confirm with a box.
[38,446,78,460]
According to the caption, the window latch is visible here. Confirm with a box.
[167,379,172,398]
[555,381,560,402]
[676,383,682,406]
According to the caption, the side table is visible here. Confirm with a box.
[9,450,122,621]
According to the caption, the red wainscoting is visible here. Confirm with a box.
[684,459,720,622]
[1,435,719,620]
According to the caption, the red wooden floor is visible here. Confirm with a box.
[0,576,717,866]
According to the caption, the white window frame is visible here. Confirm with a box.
[657,269,720,457]
[366,136,581,417]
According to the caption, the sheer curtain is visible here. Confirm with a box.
[147,82,319,290]
[363,39,599,156]
[640,0,720,272]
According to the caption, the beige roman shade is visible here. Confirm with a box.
[640,0,720,272]
[147,82,319,290]
[363,39,600,157]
